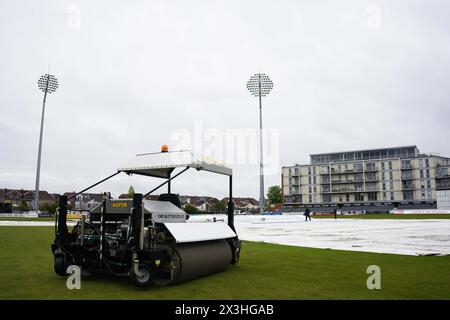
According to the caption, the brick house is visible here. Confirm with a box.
[1,188,60,210]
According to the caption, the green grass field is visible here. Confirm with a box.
[0,217,55,221]
[0,226,449,300]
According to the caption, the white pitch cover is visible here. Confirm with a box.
[164,222,237,243]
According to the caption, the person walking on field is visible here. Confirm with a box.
[304,208,311,221]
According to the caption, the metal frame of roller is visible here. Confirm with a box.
[51,149,241,287]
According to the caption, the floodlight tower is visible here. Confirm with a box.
[34,74,59,211]
[246,73,274,215]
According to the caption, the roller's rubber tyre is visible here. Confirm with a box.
[54,256,67,276]
[129,263,154,288]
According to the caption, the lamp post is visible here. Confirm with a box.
[246,73,274,215]
[34,74,58,211]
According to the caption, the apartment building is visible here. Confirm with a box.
[282,146,450,211]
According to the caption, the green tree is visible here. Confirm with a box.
[127,185,135,197]
[41,202,51,213]
[42,202,59,215]
[184,204,199,215]
[19,201,29,212]
[213,201,226,213]
[267,185,282,205]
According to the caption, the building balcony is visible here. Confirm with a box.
[436,181,450,190]
[284,195,302,204]
[331,180,355,184]
[436,171,450,178]
[331,188,356,193]
[330,171,353,175]
[330,169,356,175]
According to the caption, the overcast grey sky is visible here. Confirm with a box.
[1,0,449,199]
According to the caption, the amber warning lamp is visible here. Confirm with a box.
[161,144,169,153]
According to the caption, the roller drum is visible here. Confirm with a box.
[172,239,232,284]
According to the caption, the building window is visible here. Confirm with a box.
[390,181,394,190]
[308,167,311,175]
[390,192,395,201]
[426,169,430,178]
[389,161,393,170]
[313,176,316,184]
[401,159,412,169]
[368,192,377,201]
[346,193,350,202]
[323,194,331,202]
[427,179,431,188]
[355,193,364,201]
[309,195,312,203]
[389,171,393,180]
[425,159,429,167]
[403,191,414,200]
[366,162,376,171]
[366,182,377,191]
[313,167,316,175]
[382,183,386,190]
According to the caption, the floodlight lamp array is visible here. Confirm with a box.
[38,74,59,94]
[246,73,273,97]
